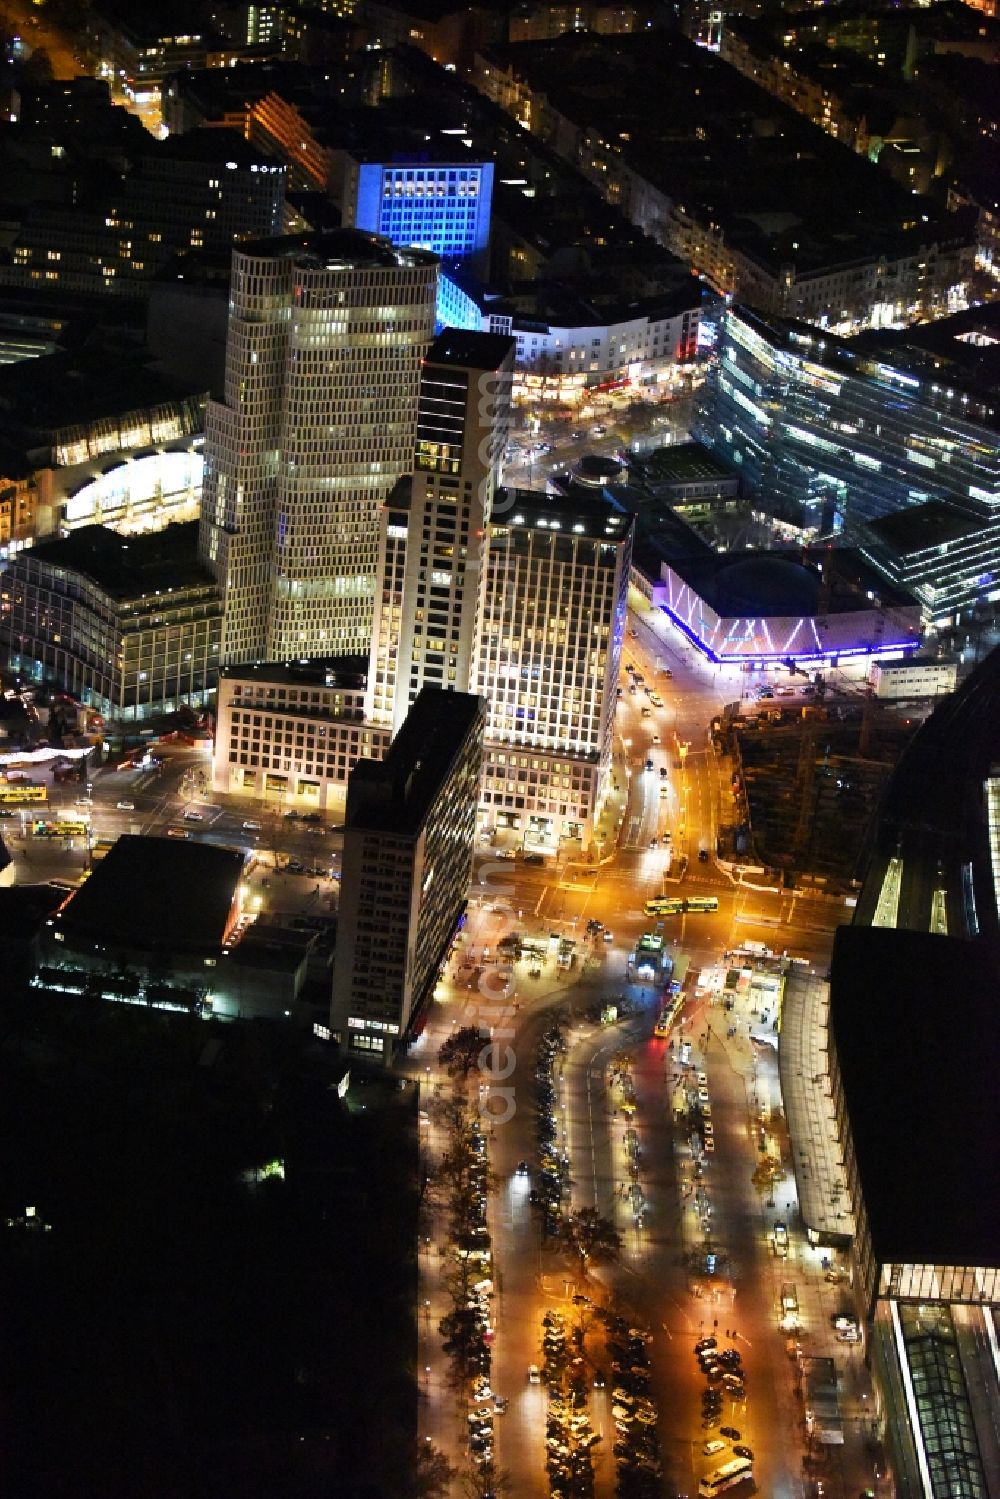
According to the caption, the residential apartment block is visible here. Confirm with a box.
[331,687,485,1060]
[473,31,975,331]
[197,230,438,665]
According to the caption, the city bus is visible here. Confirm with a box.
[0,782,46,803]
[91,838,116,861]
[698,1457,753,1497]
[32,819,88,838]
[644,897,684,916]
[685,896,719,913]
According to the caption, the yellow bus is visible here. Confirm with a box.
[685,896,719,913]
[32,820,88,838]
[92,838,116,860]
[653,996,682,1038]
[0,782,47,803]
[644,897,684,916]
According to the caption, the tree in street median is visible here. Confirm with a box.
[563,1206,622,1273]
[438,1025,487,1080]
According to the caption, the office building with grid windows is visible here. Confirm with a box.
[212,657,391,809]
[366,329,515,733]
[198,230,438,666]
[331,687,485,1061]
[343,159,493,276]
[476,490,633,849]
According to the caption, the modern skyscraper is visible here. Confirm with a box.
[366,329,515,732]
[331,687,486,1061]
[198,229,438,665]
[475,489,633,848]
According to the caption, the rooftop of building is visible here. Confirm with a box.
[481,31,971,278]
[491,486,633,544]
[866,501,982,557]
[664,546,918,618]
[425,329,516,370]
[91,0,226,45]
[161,59,326,117]
[347,688,484,835]
[630,508,715,583]
[728,303,1000,431]
[51,834,245,954]
[444,263,703,333]
[220,656,369,690]
[830,924,999,1269]
[145,127,278,172]
[0,882,68,947]
[632,441,738,487]
[851,299,1000,412]
[227,928,314,973]
[236,228,438,271]
[19,522,217,602]
[0,344,204,440]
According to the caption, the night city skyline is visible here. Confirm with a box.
[0,0,998,1496]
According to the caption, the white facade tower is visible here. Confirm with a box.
[199,230,438,664]
[366,330,514,732]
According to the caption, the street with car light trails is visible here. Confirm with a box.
[402,601,880,1499]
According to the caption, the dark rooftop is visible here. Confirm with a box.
[22,523,216,602]
[425,329,515,370]
[220,656,369,689]
[492,486,633,545]
[347,688,485,836]
[665,547,917,618]
[852,300,1000,413]
[53,835,244,954]
[830,925,1000,1269]
[238,228,438,271]
[866,501,981,557]
[634,441,737,488]
[0,347,204,437]
[151,127,277,171]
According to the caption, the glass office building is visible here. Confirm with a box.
[697,306,1000,538]
[696,305,1000,623]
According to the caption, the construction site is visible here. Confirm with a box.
[720,692,918,886]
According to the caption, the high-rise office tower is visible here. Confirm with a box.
[198,230,438,665]
[331,687,486,1061]
[475,490,633,848]
[366,329,515,732]
[342,157,494,276]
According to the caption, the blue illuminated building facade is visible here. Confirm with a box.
[437,269,486,334]
[346,160,493,272]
